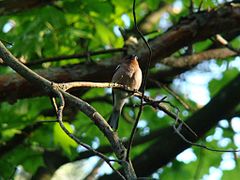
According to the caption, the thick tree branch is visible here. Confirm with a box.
[0,62,114,103]
[0,64,181,103]
[0,3,239,103]
[161,48,237,68]
[0,0,56,15]
[143,3,240,65]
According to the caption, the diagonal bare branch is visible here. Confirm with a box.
[0,40,135,179]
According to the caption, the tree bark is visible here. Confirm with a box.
[0,4,239,103]
[0,0,56,15]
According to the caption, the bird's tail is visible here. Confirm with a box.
[108,109,120,131]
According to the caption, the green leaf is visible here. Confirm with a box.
[0,146,44,178]
[95,21,115,45]
[208,68,239,97]
[83,0,114,17]
[53,123,78,155]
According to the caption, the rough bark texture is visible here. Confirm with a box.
[0,5,239,103]
[0,0,56,15]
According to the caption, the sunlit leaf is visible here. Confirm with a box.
[53,123,78,155]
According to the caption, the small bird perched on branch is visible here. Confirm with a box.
[108,55,142,130]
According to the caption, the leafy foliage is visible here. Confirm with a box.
[0,0,239,179]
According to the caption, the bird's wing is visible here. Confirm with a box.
[113,64,121,74]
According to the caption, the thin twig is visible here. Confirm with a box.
[135,90,240,152]
[0,38,13,46]
[58,82,127,91]
[25,48,126,66]
[126,0,153,161]
[172,108,240,153]
[189,0,194,14]
[58,81,197,138]
[47,80,237,148]
[134,92,198,137]
[214,34,240,55]
[173,124,240,152]
[149,79,193,111]
[52,90,126,180]
[162,99,198,138]
[8,166,17,180]
[0,47,126,66]
[84,159,104,180]
[198,0,203,12]
[50,96,58,115]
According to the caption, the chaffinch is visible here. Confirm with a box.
[108,55,142,130]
